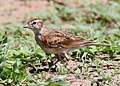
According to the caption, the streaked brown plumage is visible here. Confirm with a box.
[24,18,110,60]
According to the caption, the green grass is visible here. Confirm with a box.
[0,0,120,86]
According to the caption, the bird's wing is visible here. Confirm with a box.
[41,29,94,48]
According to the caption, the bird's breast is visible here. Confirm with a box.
[35,34,65,54]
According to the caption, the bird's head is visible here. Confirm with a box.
[23,18,44,32]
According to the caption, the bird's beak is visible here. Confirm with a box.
[23,24,29,28]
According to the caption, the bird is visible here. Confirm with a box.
[23,18,110,62]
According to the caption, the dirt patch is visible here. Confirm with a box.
[0,0,109,24]
[0,0,52,23]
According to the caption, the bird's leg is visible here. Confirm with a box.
[53,53,69,68]
[48,53,69,68]
[48,54,61,68]
[60,53,69,62]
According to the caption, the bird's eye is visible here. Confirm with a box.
[32,22,36,25]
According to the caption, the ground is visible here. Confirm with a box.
[0,0,120,86]
[0,0,108,23]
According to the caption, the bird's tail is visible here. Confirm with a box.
[85,43,111,46]
[76,38,111,47]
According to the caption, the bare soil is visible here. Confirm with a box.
[0,0,50,23]
[0,0,108,24]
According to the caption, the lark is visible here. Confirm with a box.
[24,18,110,61]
